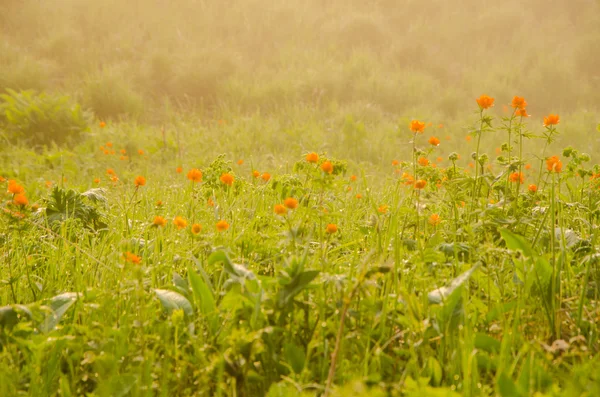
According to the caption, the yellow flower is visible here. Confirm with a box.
[191,223,202,235]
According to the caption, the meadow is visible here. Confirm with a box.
[2,0,600,396]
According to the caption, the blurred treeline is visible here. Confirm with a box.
[1,0,598,122]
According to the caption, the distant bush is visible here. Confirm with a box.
[0,54,54,93]
[82,68,144,120]
[0,89,91,146]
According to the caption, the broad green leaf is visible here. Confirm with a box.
[208,251,235,274]
[474,333,501,353]
[283,342,305,374]
[187,264,218,334]
[153,289,193,317]
[497,372,522,397]
[428,264,480,304]
[40,292,79,333]
[500,229,534,258]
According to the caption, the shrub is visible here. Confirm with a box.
[81,68,144,120]
[0,89,91,146]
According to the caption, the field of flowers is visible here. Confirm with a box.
[1,93,600,396]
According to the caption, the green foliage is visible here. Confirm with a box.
[81,68,144,120]
[0,89,90,146]
[43,186,107,231]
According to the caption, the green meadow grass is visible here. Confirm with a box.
[2,0,600,395]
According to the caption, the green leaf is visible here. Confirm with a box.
[428,264,480,304]
[283,342,305,374]
[497,372,522,397]
[474,333,501,353]
[153,289,193,317]
[187,264,219,334]
[500,229,534,258]
[40,292,79,333]
[208,250,235,274]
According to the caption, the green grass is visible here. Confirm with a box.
[1,102,600,396]
[2,0,600,395]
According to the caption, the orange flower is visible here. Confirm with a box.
[428,136,440,146]
[525,164,532,170]
[466,135,472,142]
[99,121,106,128]
[355,194,362,199]
[392,160,399,166]
[176,166,183,174]
[191,223,202,235]
[252,170,260,178]
[13,194,28,207]
[284,197,298,209]
[106,168,115,176]
[0,176,5,182]
[546,156,562,173]
[321,161,334,174]
[8,180,24,195]
[509,172,524,184]
[418,157,429,167]
[306,152,319,163]
[436,156,443,163]
[326,224,338,234]
[187,168,202,182]
[120,149,127,155]
[261,172,271,182]
[274,204,287,215]
[476,94,495,109]
[123,252,141,264]
[173,216,188,229]
[414,180,427,189]
[402,172,415,186]
[528,184,538,193]
[93,178,100,184]
[207,198,215,207]
[138,149,144,155]
[409,120,426,133]
[377,205,388,214]
[350,175,357,181]
[543,114,560,127]
[237,159,244,165]
[153,216,167,227]
[511,96,527,110]
[515,108,530,117]
[155,200,163,207]
[106,142,113,148]
[134,175,146,187]
[438,124,444,129]
[220,173,234,186]
[119,155,128,161]
[216,220,230,231]
[428,214,441,225]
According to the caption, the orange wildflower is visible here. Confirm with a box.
[355,194,362,199]
[13,194,28,207]
[176,166,183,174]
[543,114,560,127]
[138,149,144,155]
[134,175,146,187]
[528,184,538,193]
[274,204,287,215]
[392,160,399,166]
[123,252,141,264]
[546,156,562,173]
[237,159,244,165]
[306,152,319,163]
[93,178,100,184]
[191,223,202,235]
[220,173,234,186]
[216,220,230,232]
[509,172,525,184]
[428,136,440,146]
[418,157,429,167]
[155,200,163,207]
[321,161,334,174]
[525,164,532,170]
[436,156,443,163]
[326,224,338,234]
[511,96,527,110]
[207,198,215,207]
[106,142,113,148]
[8,180,24,195]
[350,175,357,181]
[99,121,106,128]
[476,94,495,109]
[377,205,389,214]
[0,176,5,182]
[120,149,127,155]
[284,197,298,209]
[428,214,441,226]
[261,172,271,182]
[515,108,530,117]
[252,170,260,178]
[187,168,202,182]
[409,120,426,133]
[106,168,115,176]
[414,180,427,189]
[153,216,167,227]
[173,216,188,229]
[466,135,472,142]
